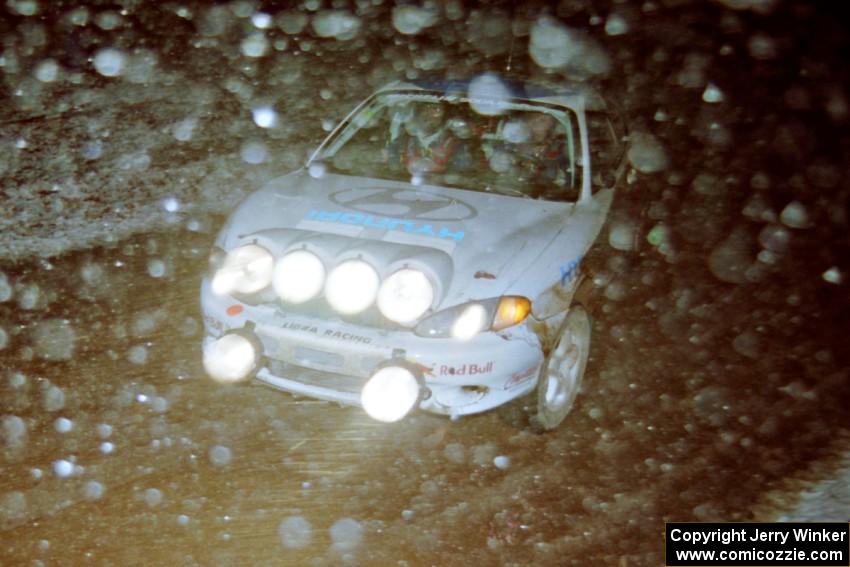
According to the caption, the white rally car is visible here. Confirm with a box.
[201,76,625,428]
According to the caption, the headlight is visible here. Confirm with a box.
[273,250,325,304]
[325,259,380,315]
[377,268,434,325]
[202,333,260,384]
[414,296,531,339]
[360,365,421,423]
[450,303,489,340]
[211,244,274,296]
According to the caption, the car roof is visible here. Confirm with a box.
[374,74,598,111]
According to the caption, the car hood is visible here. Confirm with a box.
[221,170,588,307]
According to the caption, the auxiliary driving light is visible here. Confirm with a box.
[377,268,434,325]
[211,244,274,296]
[273,250,326,304]
[202,333,260,384]
[325,259,380,315]
[360,366,421,423]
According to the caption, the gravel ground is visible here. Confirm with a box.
[1,1,848,562]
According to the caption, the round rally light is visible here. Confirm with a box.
[361,366,421,423]
[273,250,325,303]
[377,268,434,324]
[325,259,380,315]
[202,333,259,384]
[211,244,274,296]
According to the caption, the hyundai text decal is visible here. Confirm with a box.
[330,188,477,221]
[305,210,465,242]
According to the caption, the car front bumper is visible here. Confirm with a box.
[200,278,543,418]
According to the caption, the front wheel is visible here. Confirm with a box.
[532,304,591,430]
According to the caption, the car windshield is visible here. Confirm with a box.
[316,92,583,202]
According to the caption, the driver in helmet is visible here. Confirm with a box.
[385,103,471,175]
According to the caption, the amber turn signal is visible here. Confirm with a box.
[492,296,532,331]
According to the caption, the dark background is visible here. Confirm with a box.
[1,1,848,565]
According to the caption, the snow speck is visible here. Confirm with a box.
[748,33,778,60]
[100,442,115,454]
[9,372,27,389]
[177,514,190,526]
[308,162,326,179]
[627,132,669,174]
[733,330,761,358]
[240,141,268,164]
[311,10,361,40]
[151,396,168,413]
[0,273,12,302]
[493,455,511,470]
[758,224,791,254]
[18,283,41,310]
[52,459,75,478]
[117,151,151,171]
[0,328,7,351]
[8,0,38,17]
[95,10,123,31]
[127,345,148,365]
[80,262,107,287]
[444,442,466,464]
[172,118,197,141]
[54,417,73,433]
[252,106,278,129]
[702,83,725,103]
[467,73,512,116]
[0,491,27,522]
[66,6,89,26]
[277,11,309,35]
[472,443,497,467]
[97,424,113,439]
[708,229,753,284]
[34,59,59,82]
[779,201,810,229]
[604,14,629,36]
[209,445,232,467]
[251,12,272,29]
[161,197,180,213]
[147,259,166,278]
[43,385,65,412]
[529,16,610,75]
[82,140,103,160]
[392,5,437,35]
[93,48,127,77]
[822,267,843,285]
[278,516,312,549]
[2,415,27,449]
[132,309,166,338]
[144,488,163,507]
[501,120,530,144]
[330,517,363,552]
[240,32,269,58]
[608,220,638,252]
[83,480,105,501]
